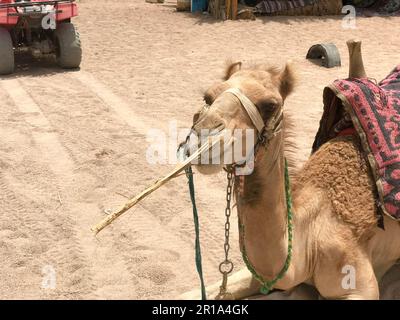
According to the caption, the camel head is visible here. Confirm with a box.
[187,61,296,175]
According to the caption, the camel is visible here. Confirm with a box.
[180,41,400,300]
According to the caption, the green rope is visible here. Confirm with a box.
[240,158,294,295]
[186,166,207,300]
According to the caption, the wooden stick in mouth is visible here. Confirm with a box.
[91,136,224,235]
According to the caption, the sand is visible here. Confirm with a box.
[0,0,399,299]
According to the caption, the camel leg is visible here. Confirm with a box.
[313,251,379,300]
[179,268,260,300]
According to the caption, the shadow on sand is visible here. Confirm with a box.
[0,53,79,80]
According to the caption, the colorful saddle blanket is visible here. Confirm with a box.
[312,65,400,222]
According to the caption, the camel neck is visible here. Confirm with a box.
[236,132,289,280]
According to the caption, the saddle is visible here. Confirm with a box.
[312,65,400,224]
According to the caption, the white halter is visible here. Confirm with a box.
[224,88,283,141]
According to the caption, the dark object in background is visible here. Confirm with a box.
[352,0,400,15]
[306,43,341,68]
[351,0,377,7]
[243,0,259,5]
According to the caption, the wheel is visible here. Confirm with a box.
[0,27,14,75]
[54,22,82,69]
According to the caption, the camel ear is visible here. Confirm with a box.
[278,61,296,100]
[224,61,242,80]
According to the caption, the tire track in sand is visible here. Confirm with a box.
[72,72,153,133]
[0,79,101,298]
[0,80,74,176]
[0,174,53,299]
[69,72,242,288]
[13,73,201,298]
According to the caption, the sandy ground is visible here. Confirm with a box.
[0,0,399,300]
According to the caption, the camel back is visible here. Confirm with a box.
[312,65,400,222]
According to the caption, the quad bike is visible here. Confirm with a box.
[0,0,81,75]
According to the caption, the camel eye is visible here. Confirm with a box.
[259,101,276,112]
[257,101,277,122]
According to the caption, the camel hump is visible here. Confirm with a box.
[347,39,367,78]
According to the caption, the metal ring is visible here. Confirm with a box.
[219,260,234,274]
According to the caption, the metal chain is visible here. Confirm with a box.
[217,167,235,299]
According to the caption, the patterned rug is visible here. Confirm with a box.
[254,0,342,15]
[255,0,317,14]
[312,65,400,222]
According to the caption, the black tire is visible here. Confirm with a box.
[54,22,82,69]
[0,27,14,75]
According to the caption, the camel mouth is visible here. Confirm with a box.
[178,129,229,162]
[178,125,255,174]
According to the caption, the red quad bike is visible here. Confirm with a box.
[0,0,81,75]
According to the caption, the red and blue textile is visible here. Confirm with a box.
[313,65,400,221]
